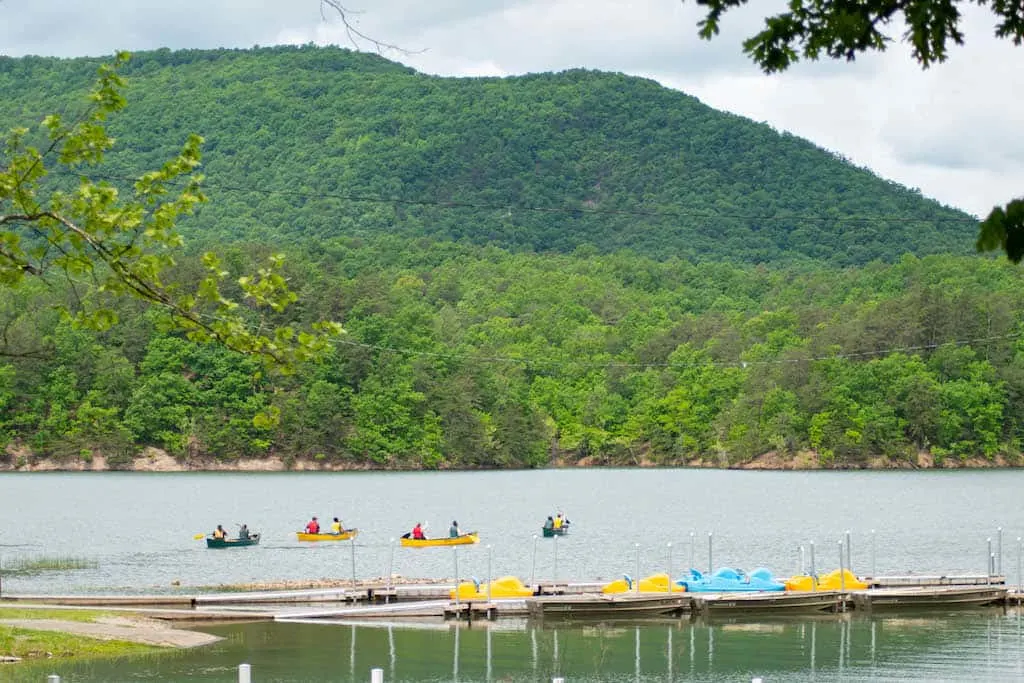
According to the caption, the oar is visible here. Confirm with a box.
[193,533,206,540]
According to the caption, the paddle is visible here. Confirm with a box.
[193,533,206,540]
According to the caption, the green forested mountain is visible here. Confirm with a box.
[0,45,974,265]
[0,46,1012,471]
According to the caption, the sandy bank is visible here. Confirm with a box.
[0,615,220,648]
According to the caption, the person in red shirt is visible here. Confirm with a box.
[411,522,425,540]
[305,517,320,534]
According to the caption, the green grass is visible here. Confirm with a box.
[0,625,159,659]
[0,607,117,622]
[0,555,97,575]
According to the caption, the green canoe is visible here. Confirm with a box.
[206,534,260,548]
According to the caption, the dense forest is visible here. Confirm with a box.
[0,46,1015,470]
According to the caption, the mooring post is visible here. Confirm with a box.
[667,542,673,593]
[845,530,852,573]
[1017,537,1022,596]
[987,537,993,582]
[799,545,805,575]
[350,536,357,590]
[810,541,816,590]
[689,531,696,570]
[708,532,713,575]
[838,540,846,612]
[553,533,559,584]
[870,529,876,578]
[47,676,60,683]
[634,543,641,593]
[487,545,493,604]
[998,527,1003,576]
[453,547,461,612]
[386,538,395,602]
[530,535,539,590]
[552,678,565,683]
[238,663,251,683]
[370,667,384,683]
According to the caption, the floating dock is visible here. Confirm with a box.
[851,585,1007,610]
[690,590,843,616]
[526,594,690,620]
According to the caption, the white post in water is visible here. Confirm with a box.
[553,533,559,584]
[1017,537,1022,595]
[998,527,1003,576]
[238,663,251,683]
[47,676,60,683]
[870,529,876,578]
[799,545,805,575]
[838,540,846,612]
[350,536,357,588]
[634,543,641,593]
[708,532,713,574]
[553,678,565,683]
[988,537,993,582]
[689,531,696,570]
[810,541,817,590]
[370,667,384,683]
[453,547,461,609]
[386,538,396,600]
[845,530,852,573]
[667,542,673,593]
[530,535,539,589]
[487,545,493,603]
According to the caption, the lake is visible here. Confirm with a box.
[3,468,1024,681]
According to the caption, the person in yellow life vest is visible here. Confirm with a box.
[213,524,227,540]
[331,517,343,534]
[553,514,563,530]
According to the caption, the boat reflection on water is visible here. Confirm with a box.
[31,607,1024,682]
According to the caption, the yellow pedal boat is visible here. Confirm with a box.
[602,573,686,594]
[400,532,479,548]
[451,575,534,600]
[785,568,868,591]
[296,529,359,542]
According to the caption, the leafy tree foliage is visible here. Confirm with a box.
[685,0,1024,262]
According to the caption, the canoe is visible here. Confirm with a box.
[542,525,569,537]
[207,534,260,549]
[296,529,359,542]
[400,532,479,548]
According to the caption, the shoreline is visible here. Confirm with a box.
[0,447,1019,472]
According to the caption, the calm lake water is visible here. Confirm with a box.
[3,468,1024,681]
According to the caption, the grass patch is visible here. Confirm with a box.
[0,607,118,623]
[0,555,97,575]
[0,625,159,660]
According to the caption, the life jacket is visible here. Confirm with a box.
[214,528,225,539]
[307,521,320,534]
[412,525,424,539]
[331,521,342,533]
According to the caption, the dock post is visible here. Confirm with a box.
[530,535,538,590]
[998,527,1003,576]
[552,678,565,683]
[667,542,673,592]
[838,540,846,612]
[870,529,876,578]
[553,533,559,584]
[708,532,713,574]
[386,538,395,603]
[689,531,695,570]
[635,543,641,593]
[350,535,357,590]
[987,537,993,583]
[809,541,816,587]
[370,667,384,683]
[238,663,251,683]
[453,547,461,615]
[47,677,60,683]
[487,545,493,604]
[845,530,852,574]
[1011,536,1019,593]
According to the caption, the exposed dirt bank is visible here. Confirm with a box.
[1,446,1019,472]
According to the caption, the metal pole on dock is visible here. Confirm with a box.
[838,541,846,612]
[635,543,641,593]
[238,663,251,683]
[487,545,493,603]
[870,529,876,578]
[845,530,852,573]
[988,537,993,581]
[47,676,60,683]
[387,538,395,600]
[530,535,538,589]
[350,536,357,588]
[689,531,695,569]
[810,541,816,589]
[667,542,673,592]
[708,532,713,574]
[998,527,1003,576]
[799,545,805,575]
[553,533,559,584]
[370,668,384,683]
[453,547,460,610]
[1017,537,1022,594]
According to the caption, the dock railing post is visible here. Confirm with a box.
[1017,537,1022,595]
[799,545,805,575]
[530,535,538,590]
[386,538,395,602]
[689,531,696,570]
[553,533,559,584]
[845,530,852,574]
[838,540,846,612]
[350,535,357,590]
[634,543,641,593]
[810,541,816,590]
[870,529,876,578]
[487,545,493,604]
[47,676,60,683]
[987,537,993,583]
[238,663,251,683]
[453,547,461,612]
[370,667,384,683]
[667,542,673,593]
[708,532,713,575]
[998,527,1003,577]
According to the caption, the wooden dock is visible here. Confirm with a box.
[690,591,844,616]
[526,593,690,621]
[851,585,1007,610]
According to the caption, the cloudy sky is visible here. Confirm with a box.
[2,0,1020,218]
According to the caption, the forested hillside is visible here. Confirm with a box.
[0,45,975,265]
[0,46,1012,471]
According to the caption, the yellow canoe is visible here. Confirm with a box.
[296,529,359,542]
[400,532,479,548]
